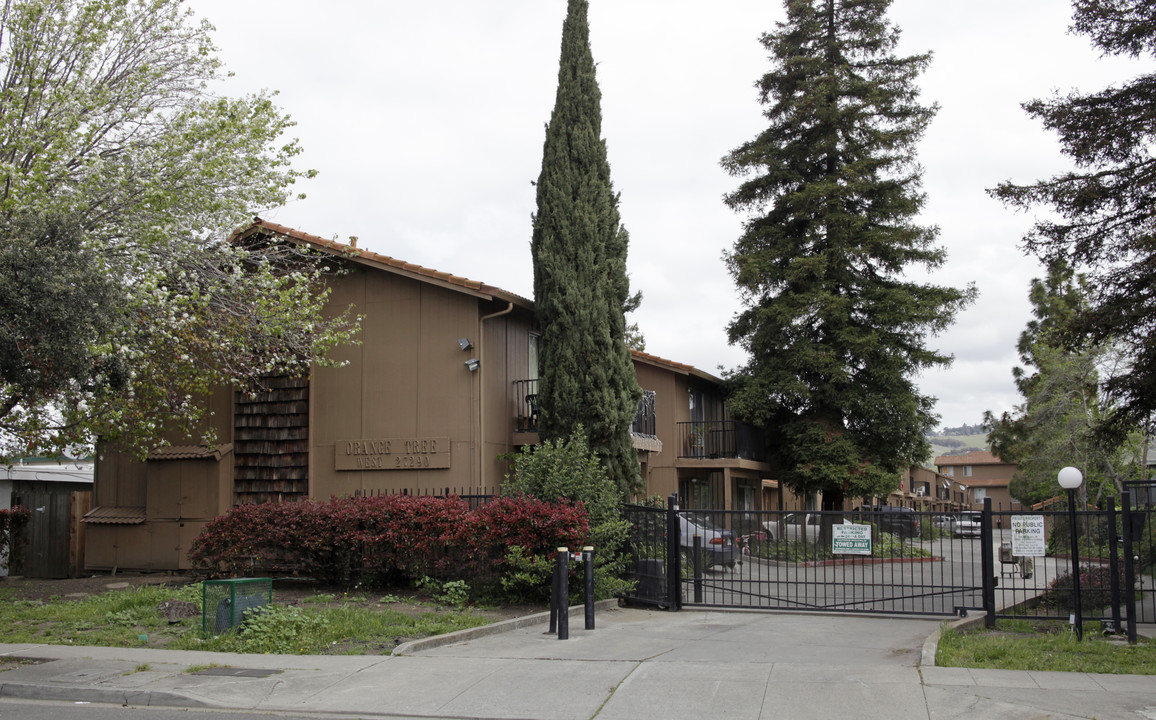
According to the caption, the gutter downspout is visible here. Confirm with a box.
[477,302,515,490]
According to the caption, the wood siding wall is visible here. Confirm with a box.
[234,375,310,504]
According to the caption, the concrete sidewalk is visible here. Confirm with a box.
[0,607,1153,719]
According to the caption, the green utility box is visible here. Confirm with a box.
[203,577,273,636]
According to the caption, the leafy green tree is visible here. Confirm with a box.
[0,214,126,436]
[531,0,641,493]
[991,0,1156,440]
[721,0,974,508]
[0,0,358,460]
[502,426,631,600]
[985,263,1139,507]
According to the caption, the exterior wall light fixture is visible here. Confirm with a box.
[458,338,473,351]
[465,358,480,372]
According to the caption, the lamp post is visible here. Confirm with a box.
[1058,466,1084,641]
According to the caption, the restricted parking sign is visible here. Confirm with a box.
[832,524,872,555]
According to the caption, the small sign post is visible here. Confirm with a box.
[832,524,872,556]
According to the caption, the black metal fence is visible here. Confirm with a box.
[619,495,1156,638]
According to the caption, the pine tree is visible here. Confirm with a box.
[985,264,1136,507]
[722,0,974,507]
[992,0,1156,439]
[531,0,642,494]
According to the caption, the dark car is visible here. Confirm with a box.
[679,514,739,569]
[853,505,920,538]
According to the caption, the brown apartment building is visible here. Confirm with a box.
[934,451,1022,511]
[84,220,774,571]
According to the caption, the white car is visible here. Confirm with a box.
[762,513,852,542]
[951,512,982,538]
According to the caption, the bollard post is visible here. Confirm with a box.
[583,546,595,630]
[548,547,559,634]
[557,546,570,640]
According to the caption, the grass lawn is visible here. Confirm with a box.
[936,619,1156,674]
[0,581,505,655]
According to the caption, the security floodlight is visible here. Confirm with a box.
[465,358,480,372]
[458,338,473,351]
[1058,466,1083,490]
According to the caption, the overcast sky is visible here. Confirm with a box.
[188,0,1151,431]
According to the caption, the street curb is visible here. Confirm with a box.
[393,598,619,655]
[0,682,212,708]
[921,613,987,667]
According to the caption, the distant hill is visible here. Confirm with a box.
[922,424,989,467]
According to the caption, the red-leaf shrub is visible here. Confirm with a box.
[1044,564,1127,612]
[470,496,589,574]
[188,494,589,588]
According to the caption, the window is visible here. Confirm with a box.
[963,465,973,477]
[944,466,953,476]
[974,488,987,502]
[528,333,540,380]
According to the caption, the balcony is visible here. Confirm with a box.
[513,378,539,432]
[513,381,658,443]
[677,421,765,461]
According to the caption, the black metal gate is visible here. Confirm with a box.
[621,494,1155,632]
[622,497,984,616]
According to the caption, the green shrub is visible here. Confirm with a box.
[1043,565,1126,612]
[503,426,633,601]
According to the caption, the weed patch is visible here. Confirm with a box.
[936,620,1156,674]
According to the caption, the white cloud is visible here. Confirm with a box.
[190,0,1152,429]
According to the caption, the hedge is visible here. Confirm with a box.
[187,494,589,588]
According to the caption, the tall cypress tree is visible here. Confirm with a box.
[531,0,642,494]
[722,0,974,507]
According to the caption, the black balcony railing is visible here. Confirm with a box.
[632,390,656,437]
[513,378,539,432]
[677,420,765,461]
[514,380,657,438]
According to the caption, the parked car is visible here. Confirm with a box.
[679,514,739,570]
[762,513,853,543]
[852,505,920,538]
[931,514,954,530]
[950,512,982,538]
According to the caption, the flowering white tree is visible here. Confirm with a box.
[0,0,359,461]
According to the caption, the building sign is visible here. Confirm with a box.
[336,437,451,471]
[832,524,872,555]
[1010,515,1046,556]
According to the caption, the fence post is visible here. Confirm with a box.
[583,546,595,630]
[981,498,996,628]
[692,534,703,603]
[1122,490,1138,644]
[1107,497,1121,633]
[666,493,682,610]
[556,547,569,640]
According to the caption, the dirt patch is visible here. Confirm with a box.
[0,572,189,602]
[0,657,43,673]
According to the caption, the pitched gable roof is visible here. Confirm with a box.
[230,218,532,309]
[229,219,727,384]
[935,450,1009,466]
